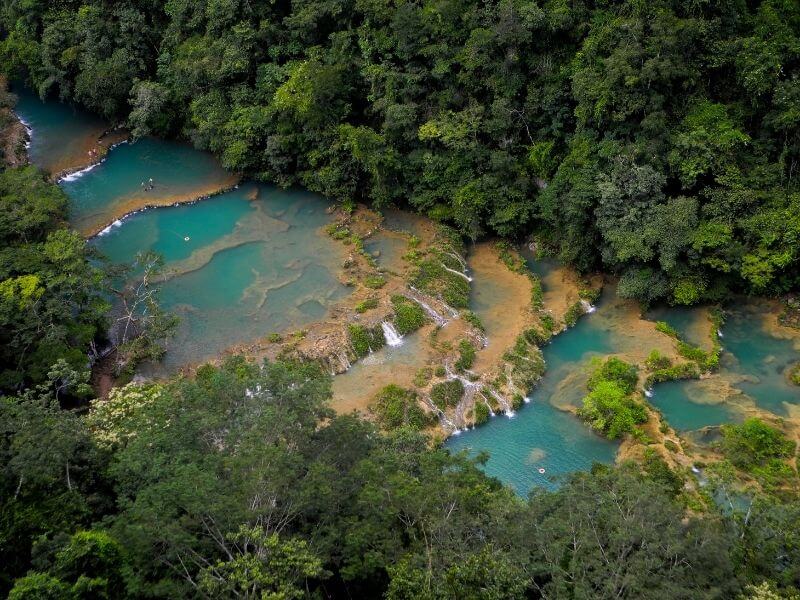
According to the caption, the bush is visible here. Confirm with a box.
[719,418,795,471]
[523,327,548,346]
[430,379,464,410]
[588,357,638,395]
[540,313,556,333]
[370,384,432,430]
[473,401,490,425]
[355,297,378,313]
[391,295,427,334]
[644,362,700,388]
[454,339,476,371]
[578,380,648,440]
[413,367,432,387]
[267,333,282,343]
[645,350,672,370]
[563,302,585,327]
[462,310,484,332]
[348,324,385,357]
[790,362,800,386]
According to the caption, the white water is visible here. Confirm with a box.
[406,288,448,326]
[96,219,123,237]
[580,299,596,314]
[381,321,404,347]
[59,161,100,182]
[441,263,472,282]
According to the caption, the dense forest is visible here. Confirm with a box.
[0,162,797,598]
[2,0,800,597]
[1,0,799,304]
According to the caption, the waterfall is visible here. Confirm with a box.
[580,299,596,314]
[441,263,472,282]
[444,250,467,269]
[644,388,653,398]
[406,288,448,326]
[381,321,403,347]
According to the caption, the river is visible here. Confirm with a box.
[13,86,800,495]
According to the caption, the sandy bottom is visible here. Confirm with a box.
[468,243,534,372]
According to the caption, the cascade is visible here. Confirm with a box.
[381,321,403,347]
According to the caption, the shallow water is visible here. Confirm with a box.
[12,86,108,174]
[62,137,234,235]
[94,184,349,371]
[648,380,742,431]
[722,302,799,416]
[446,264,622,495]
[332,331,434,413]
[645,305,709,348]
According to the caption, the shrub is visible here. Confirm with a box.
[348,324,385,357]
[434,365,446,377]
[355,297,378,313]
[430,379,464,409]
[719,418,795,471]
[413,367,432,387]
[588,357,638,395]
[462,310,484,332]
[523,327,548,346]
[391,295,427,334]
[563,301,585,327]
[644,362,700,388]
[370,384,432,430]
[473,402,490,425]
[540,313,556,333]
[578,380,648,440]
[789,362,800,386]
[454,339,476,371]
[530,277,544,309]
[645,349,672,370]
[267,333,282,343]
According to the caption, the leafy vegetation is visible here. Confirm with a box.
[347,323,384,358]
[390,295,427,335]
[579,358,648,439]
[6,0,798,303]
[454,339,476,372]
[430,379,464,410]
[719,419,796,472]
[370,384,432,431]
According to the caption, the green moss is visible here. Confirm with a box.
[355,297,378,313]
[266,332,282,343]
[391,295,427,334]
[430,379,464,410]
[370,384,433,430]
[364,275,386,289]
[348,323,385,358]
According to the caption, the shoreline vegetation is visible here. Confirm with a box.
[2,0,800,595]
